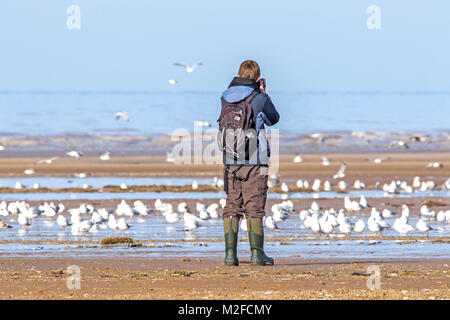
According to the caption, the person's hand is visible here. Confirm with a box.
[257,77,266,93]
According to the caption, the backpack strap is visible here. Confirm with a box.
[244,91,258,104]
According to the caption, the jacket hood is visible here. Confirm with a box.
[221,86,255,103]
[222,77,259,103]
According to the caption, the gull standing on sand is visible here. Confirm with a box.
[393,217,415,236]
[281,182,290,193]
[117,217,130,231]
[57,215,69,227]
[115,112,129,121]
[354,219,365,233]
[293,155,302,163]
[416,219,433,236]
[100,152,111,161]
[24,168,35,175]
[333,162,346,179]
[173,62,203,73]
[18,213,30,226]
[321,157,331,166]
[264,216,279,230]
[37,157,59,164]
[368,216,384,236]
[426,162,443,169]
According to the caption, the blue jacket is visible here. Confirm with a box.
[220,77,280,166]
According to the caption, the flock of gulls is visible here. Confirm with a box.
[0,193,449,238]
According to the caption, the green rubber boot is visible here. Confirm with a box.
[223,216,240,266]
[247,218,274,266]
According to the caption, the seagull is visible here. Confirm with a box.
[426,162,443,169]
[390,140,409,149]
[74,172,87,178]
[199,209,210,220]
[321,157,331,166]
[0,144,4,151]
[393,218,415,236]
[312,179,321,193]
[183,212,203,231]
[338,181,348,192]
[281,182,290,193]
[173,62,203,73]
[117,217,130,231]
[401,205,410,217]
[164,211,180,223]
[24,168,35,175]
[115,112,129,121]
[437,211,446,223]
[168,79,179,85]
[206,203,220,219]
[264,216,279,230]
[354,180,366,190]
[368,216,384,236]
[293,155,302,163]
[66,151,84,159]
[18,213,30,226]
[194,120,211,127]
[56,215,70,227]
[178,202,190,214]
[15,182,25,189]
[192,180,199,190]
[0,220,11,228]
[354,219,365,233]
[416,219,433,236]
[311,201,321,213]
[100,152,111,161]
[359,195,370,208]
[37,157,59,164]
[319,218,333,235]
[367,157,390,164]
[108,214,118,230]
[333,162,346,179]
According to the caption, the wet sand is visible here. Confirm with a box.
[0,153,449,183]
[0,257,448,300]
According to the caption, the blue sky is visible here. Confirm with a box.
[0,0,449,92]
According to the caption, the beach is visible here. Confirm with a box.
[0,150,449,300]
[0,257,448,300]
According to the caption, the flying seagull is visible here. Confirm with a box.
[115,112,129,122]
[173,62,203,73]
[66,151,84,159]
[390,140,409,149]
[168,79,179,85]
[333,162,347,179]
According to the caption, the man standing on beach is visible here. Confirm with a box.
[218,60,280,266]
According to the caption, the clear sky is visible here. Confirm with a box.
[1,0,449,92]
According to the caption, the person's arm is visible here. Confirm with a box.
[262,95,280,126]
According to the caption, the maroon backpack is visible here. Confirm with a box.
[217,91,258,163]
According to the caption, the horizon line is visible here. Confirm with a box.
[0,90,450,95]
